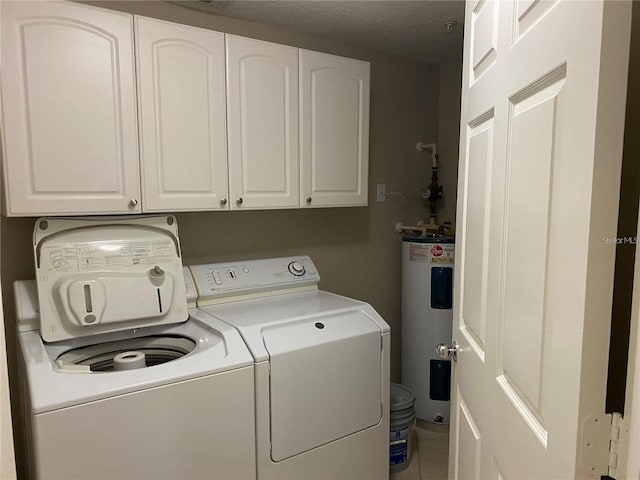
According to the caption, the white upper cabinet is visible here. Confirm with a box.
[1,1,371,215]
[226,35,299,210]
[1,1,141,216]
[300,50,370,208]
[136,16,229,212]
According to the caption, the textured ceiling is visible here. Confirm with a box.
[177,1,465,63]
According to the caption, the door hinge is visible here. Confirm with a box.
[579,412,625,478]
[608,412,623,478]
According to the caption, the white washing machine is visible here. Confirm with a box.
[190,256,391,480]
[15,216,256,480]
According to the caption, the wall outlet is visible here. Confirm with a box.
[376,184,386,202]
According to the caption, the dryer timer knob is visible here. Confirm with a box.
[288,261,306,276]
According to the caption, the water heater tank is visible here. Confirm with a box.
[401,236,454,423]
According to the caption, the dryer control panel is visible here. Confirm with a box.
[190,256,320,306]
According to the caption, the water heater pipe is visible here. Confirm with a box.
[416,142,442,225]
[416,142,437,160]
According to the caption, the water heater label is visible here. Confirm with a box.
[431,244,454,264]
[408,244,429,262]
[408,243,455,263]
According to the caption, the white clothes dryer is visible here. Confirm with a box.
[16,216,256,480]
[190,256,391,480]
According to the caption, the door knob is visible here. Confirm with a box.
[436,341,459,362]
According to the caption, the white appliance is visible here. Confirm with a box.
[401,236,454,423]
[16,216,256,479]
[190,256,391,480]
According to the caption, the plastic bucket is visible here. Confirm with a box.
[389,383,416,473]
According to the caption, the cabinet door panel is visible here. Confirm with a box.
[300,50,370,207]
[136,16,228,212]
[226,35,299,209]
[1,1,140,215]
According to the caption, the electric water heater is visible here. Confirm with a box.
[401,236,454,423]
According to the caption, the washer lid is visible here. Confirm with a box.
[33,216,188,342]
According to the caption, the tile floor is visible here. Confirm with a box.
[390,420,449,480]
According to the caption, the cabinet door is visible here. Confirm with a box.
[300,50,370,207]
[226,35,299,210]
[136,17,228,212]
[1,1,141,216]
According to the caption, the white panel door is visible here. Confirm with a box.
[1,1,141,216]
[450,0,631,478]
[136,16,228,212]
[300,50,369,208]
[226,35,298,210]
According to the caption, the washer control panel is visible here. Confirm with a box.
[190,256,319,305]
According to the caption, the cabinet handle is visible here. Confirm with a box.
[220,198,228,205]
[237,197,243,205]
[129,198,138,207]
[306,197,312,204]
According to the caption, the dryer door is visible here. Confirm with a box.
[263,310,382,461]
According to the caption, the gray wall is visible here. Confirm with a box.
[437,61,463,224]
[0,2,456,473]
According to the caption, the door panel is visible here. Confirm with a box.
[1,1,140,215]
[263,312,381,461]
[514,0,558,41]
[226,35,299,209]
[460,114,494,359]
[300,50,370,207]
[471,0,498,81]
[311,71,360,191]
[451,0,632,477]
[34,368,256,479]
[136,16,228,212]
[456,396,482,480]
[499,69,566,435]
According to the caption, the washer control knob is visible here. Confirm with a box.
[149,265,166,285]
[288,261,305,276]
